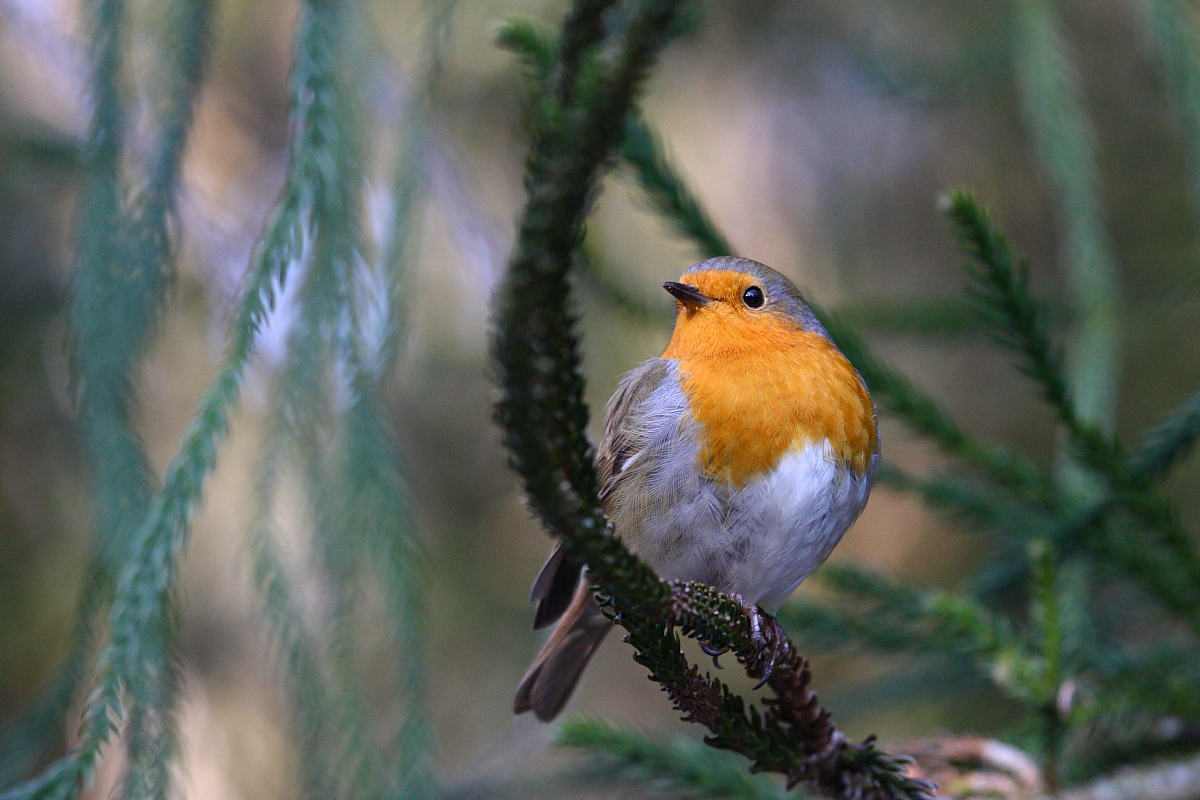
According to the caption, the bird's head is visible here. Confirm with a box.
[662,257,827,359]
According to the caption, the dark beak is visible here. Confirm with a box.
[663,281,711,308]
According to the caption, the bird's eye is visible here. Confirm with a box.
[742,286,765,308]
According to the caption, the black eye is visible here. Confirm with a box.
[742,286,765,308]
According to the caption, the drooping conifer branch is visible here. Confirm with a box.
[942,190,1200,622]
[0,0,347,796]
[492,3,932,798]
[619,117,734,259]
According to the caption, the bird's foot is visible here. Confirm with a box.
[734,598,790,690]
[699,640,727,669]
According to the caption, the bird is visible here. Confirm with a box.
[512,256,878,721]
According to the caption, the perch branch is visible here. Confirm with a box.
[492,2,932,798]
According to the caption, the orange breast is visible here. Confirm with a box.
[662,304,876,487]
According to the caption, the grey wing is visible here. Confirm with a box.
[528,358,671,629]
[595,359,672,503]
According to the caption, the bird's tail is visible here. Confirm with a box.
[512,581,611,721]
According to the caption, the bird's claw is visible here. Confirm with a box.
[740,601,789,690]
[699,641,727,669]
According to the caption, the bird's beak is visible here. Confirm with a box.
[663,281,711,308]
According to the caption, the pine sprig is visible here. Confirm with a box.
[242,5,436,797]
[0,0,341,795]
[941,189,1119,475]
[116,5,215,798]
[879,463,1052,542]
[555,0,621,104]
[620,117,734,259]
[345,107,435,800]
[825,332,1050,501]
[245,436,346,800]
[1127,388,1200,481]
[3,0,212,793]
[781,564,1036,698]
[494,19,558,84]
[1012,0,1120,446]
[2,0,140,786]
[942,191,1200,622]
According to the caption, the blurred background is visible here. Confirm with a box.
[1,0,1199,797]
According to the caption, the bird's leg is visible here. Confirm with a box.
[732,596,790,690]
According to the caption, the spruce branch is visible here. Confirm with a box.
[1030,542,1066,791]
[494,19,557,85]
[556,0,621,104]
[245,435,348,800]
[879,463,1052,540]
[1127,388,1200,481]
[942,191,1200,620]
[116,5,215,798]
[245,5,436,797]
[620,116,734,259]
[780,563,1041,704]
[1012,0,1120,446]
[940,189,1119,476]
[493,4,931,797]
[2,0,213,793]
[0,0,344,796]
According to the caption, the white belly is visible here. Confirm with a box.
[604,364,874,612]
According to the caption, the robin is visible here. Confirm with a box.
[513,256,878,721]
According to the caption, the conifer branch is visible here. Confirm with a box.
[117,5,215,798]
[0,0,345,796]
[244,6,436,797]
[1012,0,1120,446]
[1127,388,1200,481]
[941,189,1119,475]
[779,564,1041,701]
[878,464,1053,541]
[941,190,1200,622]
[1,0,213,793]
[620,117,734,259]
[556,0,621,104]
[245,438,347,800]
[493,4,931,798]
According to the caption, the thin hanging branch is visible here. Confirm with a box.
[491,2,931,798]
[0,0,338,795]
